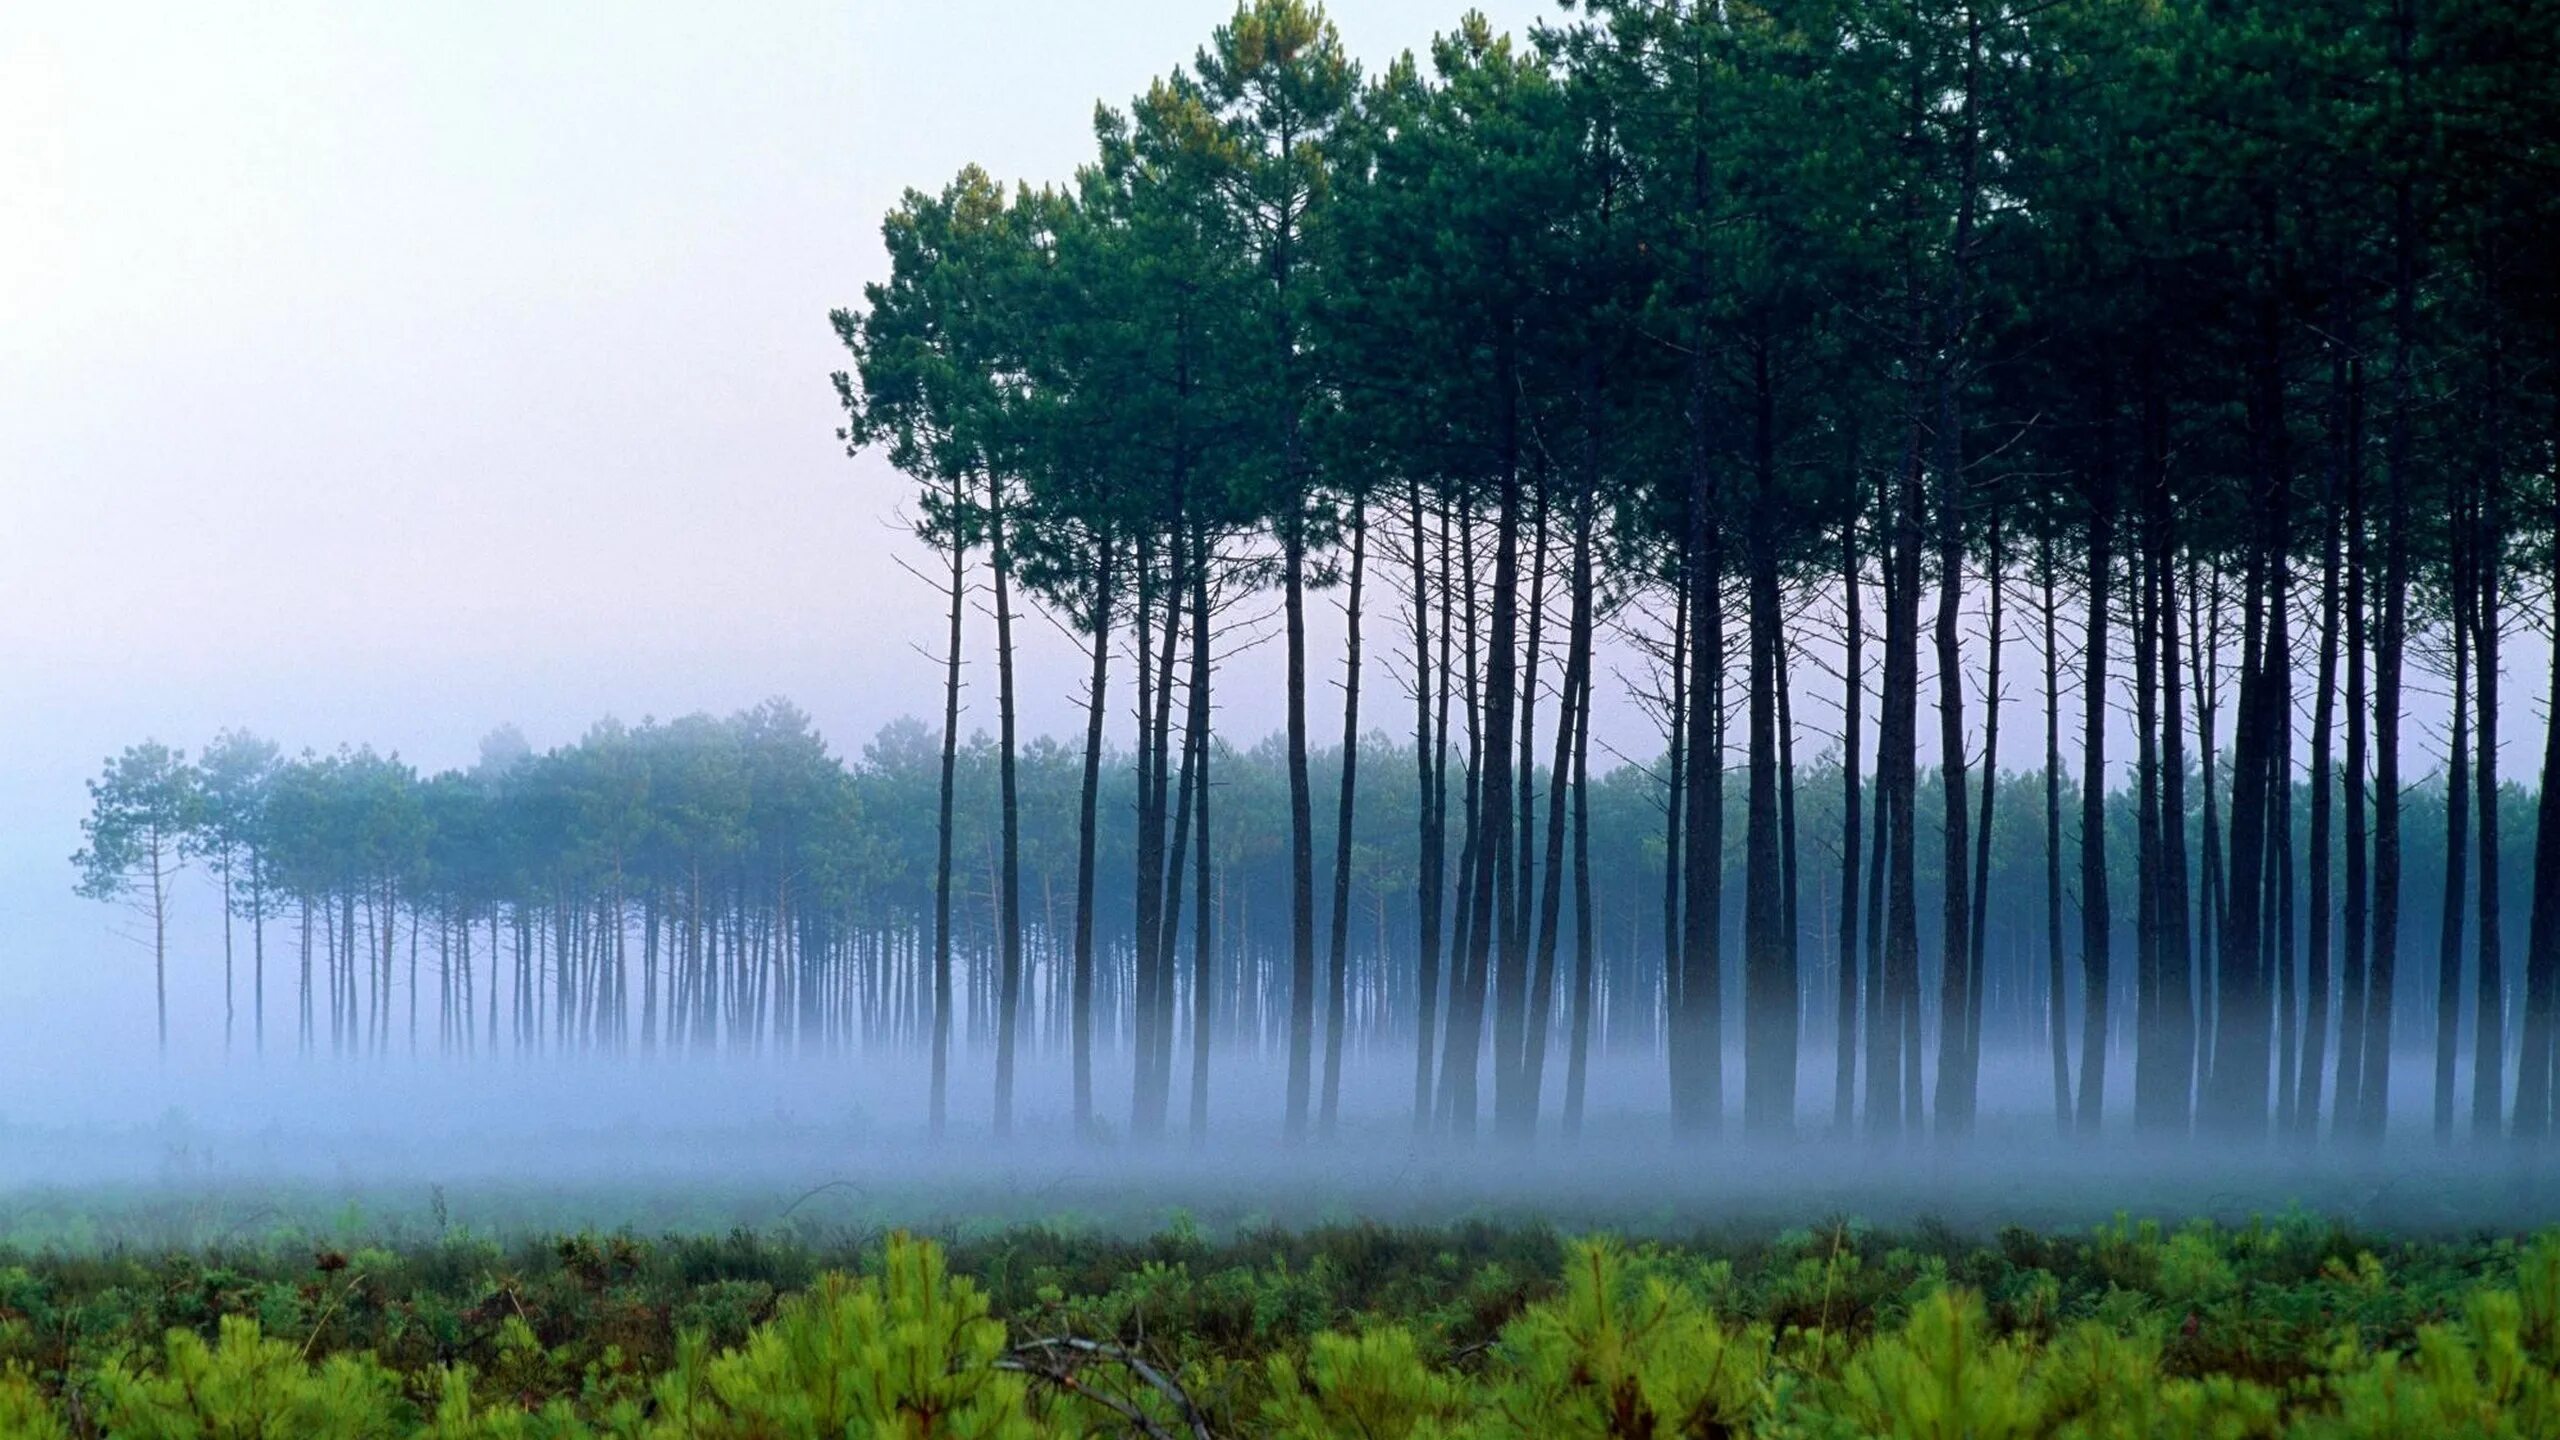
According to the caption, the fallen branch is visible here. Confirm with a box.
[1003,1335,1215,1440]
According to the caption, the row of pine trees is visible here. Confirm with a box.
[77,0,2560,1148]
[72,710,2542,1142]
[829,0,2560,1145]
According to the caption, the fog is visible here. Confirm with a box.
[7,1,2557,1246]
[5,1044,2556,1249]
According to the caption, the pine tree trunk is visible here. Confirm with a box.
[151,832,169,1059]
[2208,311,2282,1140]
[990,473,1026,1140]
[222,863,234,1055]
[2434,570,2471,1144]
[252,860,266,1058]
[1496,490,1547,1132]
[2300,354,2344,1134]
[1929,450,1973,1137]
[1878,425,1926,1141]
[2042,534,2071,1132]
[2132,540,2166,1132]
[1678,457,1725,1138]
[298,897,311,1056]
[1866,501,1903,1137]
[2266,535,2298,1140]
[1836,519,1866,1135]
[2471,453,2504,1138]
[1563,641,1597,1139]
[2154,485,2195,1133]
[2366,429,2408,1138]
[1469,379,1524,1140]
[1153,568,1195,1136]
[1186,526,1218,1143]
[1965,511,2005,1116]
[2362,0,2418,1140]
[1778,612,1803,1123]
[2075,495,2113,1136]
[1744,339,1792,1136]
[2515,483,2560,1137]
[1131,538,1165,1132]
[2338,356,2372,1133]
[2190,563,2224,1107]
[1071,542,1115,1141]
[1320,503,1366,1139]
[1928,12,1982,1136]
[1661,579,1689,1119]
[2191,561,2232,1096]
[1525,475,1595,1131]
[1410,482,1446,1133]
[1133,534,1187,1136]
[1282,497,1319,1142]
[929,481,965,1140]
[1438,510,1487,1132]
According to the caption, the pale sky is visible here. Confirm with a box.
[0,1,1559,1065]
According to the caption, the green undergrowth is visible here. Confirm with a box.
[0,1212,2554,1435]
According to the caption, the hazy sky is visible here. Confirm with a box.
[0,3,2537,1075]
[0,2,1556,1061]
[4,2,1537,751]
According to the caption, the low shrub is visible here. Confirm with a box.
[0,1219,2552,1436]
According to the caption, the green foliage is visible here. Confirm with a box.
[1263,1327,1473,1440]
[1487,1237,1770,1438]
[0,1367,66,1440]
[645,1234,1033,1440]
[91,1314,411,1439]
[424,1367,625,1440]
[1817,1288,2040,1440]
[71,742,200,908]
[3,1219,2559,1436]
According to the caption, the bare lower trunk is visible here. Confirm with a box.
[1496,491,1548,1133]
[2516,495,2560,1137]
[2042,535,2070,1132]
[1469,403,1524,1141]
[1879,431,1924,1141]
[2434,546,2472,1143]
[1071,543,1115,1140]
[2472,482,2504,1137]
[1661,581,1688,1120]
[1410,485,1447,1133]
[2337,356,2372,1134]
[1562,646,1597,1138]
[1929,473,1973,1137]
[2076,497,2113,1136]
[1186,529,1217,1143]
[1525,478,1595,1131]
[1319,504,1366,1139]
[1964,511,2006,1118]
[1836,520,1866,1135]
[1743,341,1794,1136]
[1282,504,1318,1143]
[2299,359,2344,1133]
[928,492,966,1140]
[989,474,1025,1140]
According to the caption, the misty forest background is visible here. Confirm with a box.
[71,0,2560,1152]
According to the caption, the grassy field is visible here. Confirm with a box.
[0,1201,2556,1435]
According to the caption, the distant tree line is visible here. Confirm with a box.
[821,0,2560,1145]
[71,712,2537,1128]
[80,0,2560,1147]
